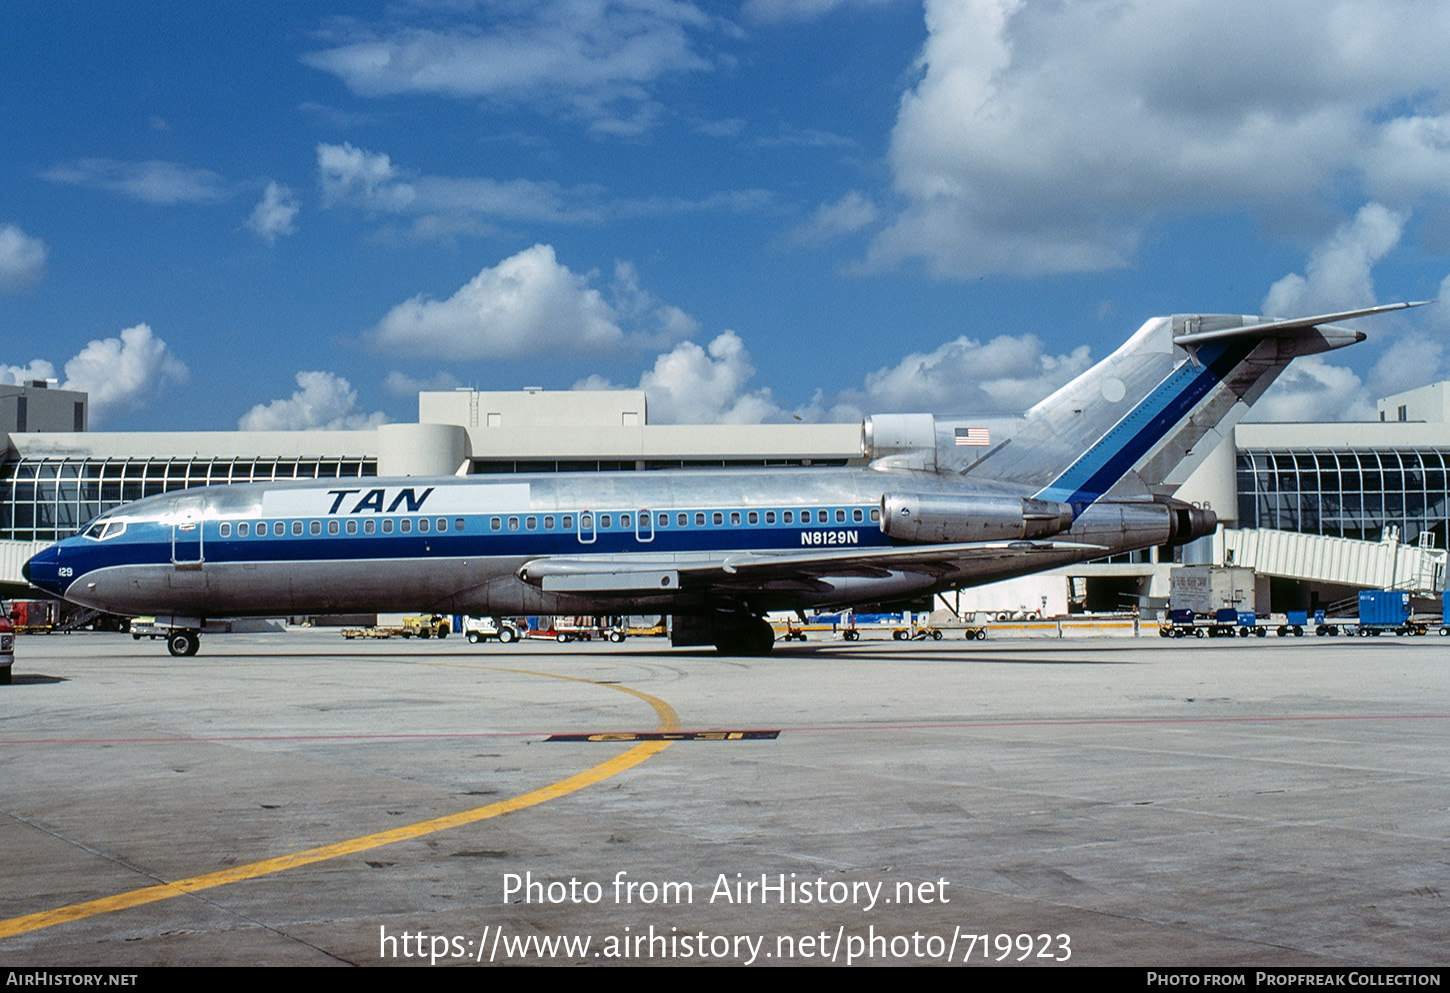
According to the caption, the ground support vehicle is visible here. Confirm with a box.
[528,616,626,643]
[1159,609,1198,638]
[1276,610,1308,637]
[340,626,397,639]
[1159,608,1264,638]
[892,624,944,641]
[1356,590,1428,636]
[774,619,809,642]
[462,616,522,645]
[340,613,450,640]
[0,613,13,685]
[1232,611,1269,637]
[402,614,450,638]
[9,599,59,634]
[131,617,170,640]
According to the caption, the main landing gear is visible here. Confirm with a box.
[670,611,776,656]
[712,615,776,656]
[167,630,200,657]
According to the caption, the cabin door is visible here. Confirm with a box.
[170,496,205,567]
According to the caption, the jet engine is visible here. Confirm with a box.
[880,493,1075,543]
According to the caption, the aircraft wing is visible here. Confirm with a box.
[517,540,1103,595]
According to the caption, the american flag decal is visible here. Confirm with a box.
[954,427,990,446]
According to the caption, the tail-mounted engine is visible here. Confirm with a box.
[1164,501,1217,546]
[880,493,1075,543]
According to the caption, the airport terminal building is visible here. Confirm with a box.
[3,379,1447,612]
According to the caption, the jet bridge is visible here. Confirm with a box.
[1215,526,1445,595]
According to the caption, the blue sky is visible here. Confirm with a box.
[3,0,1450,432]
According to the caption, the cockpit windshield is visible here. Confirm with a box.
[81,517,128,541]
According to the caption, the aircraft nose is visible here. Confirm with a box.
[23,545,61,594]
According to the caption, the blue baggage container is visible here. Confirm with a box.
[1358,590,1410,627]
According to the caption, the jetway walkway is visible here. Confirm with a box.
[0,540,50,596]
[1214,527,1445,595]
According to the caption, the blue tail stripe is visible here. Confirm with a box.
[1035,340,1253,508]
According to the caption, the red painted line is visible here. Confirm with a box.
[3,712,1446,748]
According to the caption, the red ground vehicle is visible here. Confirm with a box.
[0,613,14,685]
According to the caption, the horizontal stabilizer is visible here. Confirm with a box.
[1172,301,1428,346]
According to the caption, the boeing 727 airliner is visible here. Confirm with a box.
[23,303,1421,656]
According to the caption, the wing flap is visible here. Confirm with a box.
[517,540,1104,594]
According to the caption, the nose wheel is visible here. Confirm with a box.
[167,630,200,657]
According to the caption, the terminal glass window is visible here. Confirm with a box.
[0,454,376,542]
[1236,448,1449,548]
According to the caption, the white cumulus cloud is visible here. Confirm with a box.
[0,360,57,386]
[1261,203,1406,316]
[245,182,301,244]
[366,244,693,360]
[0,224,48,292]
[871,0,1450,277]
[825,334,1096,422]
[1252,206,1447,421]
[583,327,1098,425]
[61,325,190,424]
[1247,356,1375,423]
[239,371,389,431]
[578,331,785,424]
[14,324,190,426]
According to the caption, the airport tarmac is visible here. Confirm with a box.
[1,628,1446,968]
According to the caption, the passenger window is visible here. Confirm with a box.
[620,514,631,528]
[544,515,555,529]
[419,518,430,533]
[870,508,880,522]
[601,514,611,528]
[657,513,668,527]
[784,511,794,524]
[382,519,394,534]
[748,511,758,525]
[239,522,250,537]
[853,508,863,523]
[713,512,723,526]
[562,515,574,529]
[526,516,537,530]
[677,513,687,526]
[694,512,705,526]
[508,517,519,531]
[491,517,501,531]
[436,518,447,532]
[580,513,592,529]
[345,520,358,534]
[328,520,339,535]
[401,519,412,534]
[258,522,270,536]
[836,509,846,523]
[765,511,775,524]
[293,520,304,535]
[310,520,321,535]
[730,512,741,525]
[364,519,376,534]
[456,517,465,531]
[220,523,231,537]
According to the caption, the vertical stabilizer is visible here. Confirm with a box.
[959,303,1418,509]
